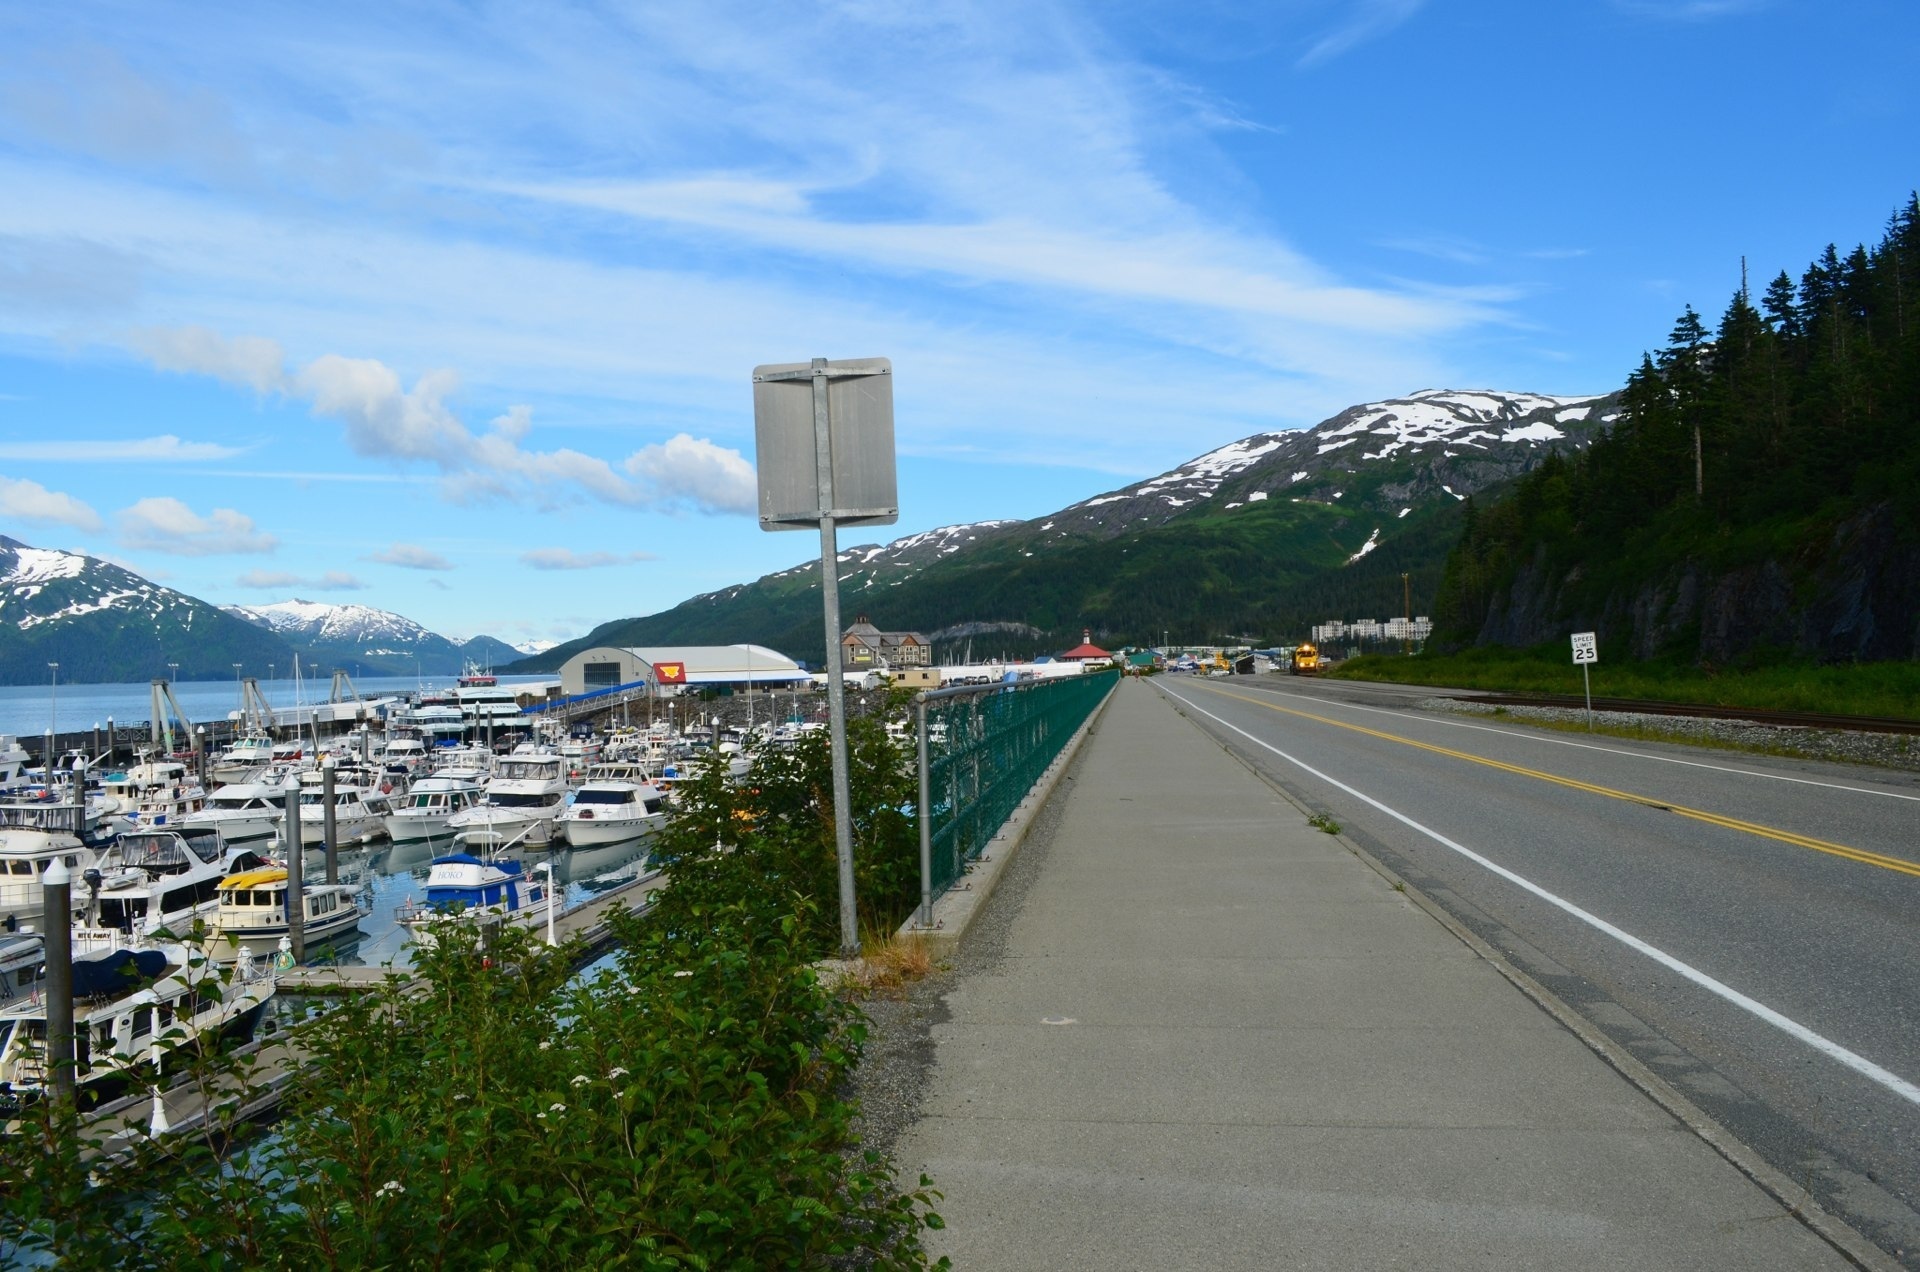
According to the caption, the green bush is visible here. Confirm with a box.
[2,913,946,1269]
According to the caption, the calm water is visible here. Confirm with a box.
[0,675,555,741]
[310,833,660,971]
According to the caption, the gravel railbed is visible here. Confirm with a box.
[1420,697,1920,773]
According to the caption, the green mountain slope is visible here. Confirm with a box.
[514,388,1618,670]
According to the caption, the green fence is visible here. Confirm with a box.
[917,669,1118,915]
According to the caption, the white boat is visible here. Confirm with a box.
[0,934,45,1006]
[382,771,487,845]
[557,772,668,849]
[0,798,109,926]
[295,765,394,848]
[174,777,290,846]
[377,737,430,782]
[209,733,276,785]
[103,757,207,830]
[73,828,275,949]
[445,748,566,851]
[0,940,276,1112]
[200,864,364,962]
[0,736,32,794]
[395,853,554,947]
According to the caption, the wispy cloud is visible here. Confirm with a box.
[0,434,247,462]
[1610,0,1770,18]
[117,496,276,556]
[126,326,759,514]
[236,569,365,591]
[1377,235,1490,267]
[0,476,103,531]
[1298,0,1427,67]
[520,548,656,570]
[365,542,453,570]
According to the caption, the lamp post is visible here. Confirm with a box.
[47,662,59,740]
[168,662,179,684]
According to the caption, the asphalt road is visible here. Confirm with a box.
[1159,673,1920,1267]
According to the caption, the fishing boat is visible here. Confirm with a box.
[200,865,364,962]
[395,853,553,947]
[103,756,207,830]
[0,941,276,1113]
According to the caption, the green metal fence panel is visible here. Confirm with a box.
[924,670,1117,902]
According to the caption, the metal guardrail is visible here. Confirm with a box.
[913,670,1118,924]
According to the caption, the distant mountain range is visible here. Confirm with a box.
[0,536,524,685]
[508,388,1621,670]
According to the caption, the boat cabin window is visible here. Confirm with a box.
[575,789,633,806]
[8,862,30,876]
[492,792,555,809]
[644,799,664,815]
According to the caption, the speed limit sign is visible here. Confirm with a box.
[1570,632,1598,665]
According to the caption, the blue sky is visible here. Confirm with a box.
[1,0,1915,656]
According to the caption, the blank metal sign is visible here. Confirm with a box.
[752,358,897,530]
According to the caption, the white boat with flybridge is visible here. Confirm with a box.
[295,763,394,848]
[0,797,110,927]
[174,776,290,846]
[445,746,567,851]
[557,766,668,849]
[209,733,276,784]
[103,756,207,830]
[0,736,30,794]
[73,828,275,950]
[382,770,487,845]
[0,938,276,1113]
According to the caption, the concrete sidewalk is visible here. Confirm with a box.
[896,680,1859,1270]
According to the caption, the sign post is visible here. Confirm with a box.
[1570,631,1598,730]
[753,357,897,959]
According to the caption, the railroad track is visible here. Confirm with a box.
[1465,692,1920,736]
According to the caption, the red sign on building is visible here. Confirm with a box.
[654,661,687,685]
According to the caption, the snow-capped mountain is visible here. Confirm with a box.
[518,386,1623,668]
[1038,389,1617,541]
[223,600,524,677]
[226,600,439,652]
[0,536,293,685]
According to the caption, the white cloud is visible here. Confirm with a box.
[0,476,103,531]
[365,542,454,570]
[126,325,287,394]
[519,548,656,570]
[0,434,247,462]
[624,434,758,515]
[1297,0,1427,68]
[237,569,365,591]
[122,325,764,514]
[117,496,276,556]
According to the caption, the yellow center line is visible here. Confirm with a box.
[1193,683,1920,879]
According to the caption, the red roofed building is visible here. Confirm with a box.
[1059,629,1113,662]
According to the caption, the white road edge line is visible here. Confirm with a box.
[1167,685,1920,1110]
[1255,683,1920,802]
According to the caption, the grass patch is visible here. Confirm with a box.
[844,933,939,998]
[1307,813,1342,835]
[1328,647,1920,720]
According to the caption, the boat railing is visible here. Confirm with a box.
[0,802,89,833]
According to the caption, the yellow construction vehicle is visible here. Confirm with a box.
[1289,643,1320,675]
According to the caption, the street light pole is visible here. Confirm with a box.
[47,662,58,740]
[168,662,179,685]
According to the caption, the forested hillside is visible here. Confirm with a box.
[1434,195,1920,663]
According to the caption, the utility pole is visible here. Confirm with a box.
[1401,572,1411,655]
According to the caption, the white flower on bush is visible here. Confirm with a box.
[538,1040,552,1050]
[376,1180,404,1198]
[549,1102,566,1113]
[672,969,693,978]
[607,1066,630,1080]
[570,1074,589,1087]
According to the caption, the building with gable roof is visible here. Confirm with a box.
[840,615,932,669]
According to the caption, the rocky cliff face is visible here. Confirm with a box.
[1468,503,1920,663]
